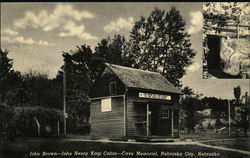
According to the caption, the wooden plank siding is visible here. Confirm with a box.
[90,97,125,138]
[127,97,147,137]
[126,93,180,138]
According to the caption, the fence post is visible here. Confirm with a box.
[34,117,40,137]
[237,19,240,39]
[57,120,60,136]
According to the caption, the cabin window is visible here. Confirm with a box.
[160,106,169,119]
[109,82,116,95]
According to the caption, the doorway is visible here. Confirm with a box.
[150,104,171,136]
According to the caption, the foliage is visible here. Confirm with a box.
[0,104,62,138]
[0,50,64,138]
[60,45,93,92]
[14,106,63,137]
[233,85,241,105]
[200,97,228,120]
[0,104,15,139]
[233,86,249,136]
[94,35,135,68]
[215,118,222,128]
[0,49,23,105]
[129,7,196,87]
[180,87,202,132]
[56,45,93,133]
[234,104,249,136]
[0,50,59,108]
[21,71,61,109]
[14,105,63,121]
[207,122,213,129]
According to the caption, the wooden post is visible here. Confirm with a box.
[57,120,60,136]
[123,95,126,137]
[63,65,67,135]
[123,89,128,137]
[228,100,231,135]
[146,103,149,137]
[236,17,240,39]
[0,93,2,105]
[34,117,40,137]
[171,107,174,137]
[178,108,180,138]
[237,23,239,39]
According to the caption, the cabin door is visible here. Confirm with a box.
[150,104,171,136]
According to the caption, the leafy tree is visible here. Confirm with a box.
[0,49,23,105]
[0,49,14,104]
[93,34,135,80]
[56,45,93,132]
[180,87,201,132]
[200,97,231,130]
[55,37,135,132]
[21,71,61,109]
[234,101,249,136]
[233,87,249,136]
[95,35,133,67]
[215,118,222,128]
[200,97,228,120]
[0,104,15,140]
[129,7,196,87]
[0,104,62,139]
[182,87,194,96]
[207,122,213,129]
[13,106,62,137]
[233,85,241,105]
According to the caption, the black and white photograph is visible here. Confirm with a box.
[0,2,249,158]
[203,2,250,79]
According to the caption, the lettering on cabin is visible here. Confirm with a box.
[139,92,171,100]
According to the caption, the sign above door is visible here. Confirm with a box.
[139,92,171,100]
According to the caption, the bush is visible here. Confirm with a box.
[0,104,15,140]
[0,104,63,139]
[207,122,213,129]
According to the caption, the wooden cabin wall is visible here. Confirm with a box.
[126,90,180,137]
[173,109,179,137]
[89,68,126,98]
[90,97,125,138]
[126,97,147,137]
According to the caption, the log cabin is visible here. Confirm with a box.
[89,63,181,139]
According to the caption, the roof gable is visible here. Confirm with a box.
[106,63,181,94]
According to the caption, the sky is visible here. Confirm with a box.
[1,2,249,99]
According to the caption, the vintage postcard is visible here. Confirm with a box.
[0,2,249,158]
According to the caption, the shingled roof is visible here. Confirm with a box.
[106,63,181,94]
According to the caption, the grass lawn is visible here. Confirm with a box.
[202,138,250,151]
[0,137,249,158]
[180,131,248,141]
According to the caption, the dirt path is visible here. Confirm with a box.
[197,137,247,143]
[194,142,250,155]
